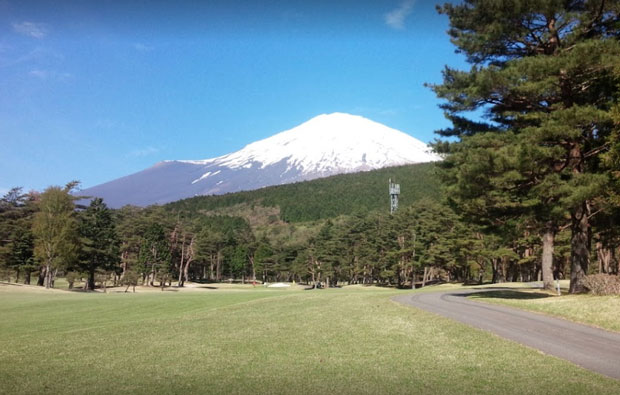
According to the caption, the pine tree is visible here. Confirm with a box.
[431,0,620,293]
[314,220,344,288]
[138,223,171,287]
[0,188,37,284]
[115,205,145,283]
[78,198,120,290]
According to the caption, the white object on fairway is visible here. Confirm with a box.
[267,282,291,288]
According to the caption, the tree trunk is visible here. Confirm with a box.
[178,241,186,287]
[120,251,128,281]
[596,241,612,274]
[37,266,46,286]
[421,266,428,287]
[491,259,502,284]
[24,270,31,285]
[569,202,591,294]
[44,263,51,289]
[209,254,215,281]
[183,260,191,286]
[250,254,256,281]
[216,250,222,282]
[88,269,96,291]
[541,225,555,291]
[177,261,184,287]
[183,236,195,285]
[149,263,156,286]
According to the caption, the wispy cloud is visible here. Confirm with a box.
[28,69,47,79]
[133,42,154,52]
[384,0,416,30]
[127,146,160,158]
[12,21,48,39]
[95,119,126,130]
[28,69,72,81]
[0,47,64,68]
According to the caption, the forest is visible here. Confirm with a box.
[0,164,449,291]
[1,1,620,295]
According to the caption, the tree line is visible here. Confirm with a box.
[0,179,607,292]
[0,183,462,289]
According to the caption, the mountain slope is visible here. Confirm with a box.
[165,163,440,223]
[81,113,441,208]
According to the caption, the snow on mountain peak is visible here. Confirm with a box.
[183,112,440,177]
[81,113,441,208]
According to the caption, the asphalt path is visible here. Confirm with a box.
[393,288,620,380]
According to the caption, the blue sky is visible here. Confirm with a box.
[0,0,467,194]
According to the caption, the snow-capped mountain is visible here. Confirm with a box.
[81,113,441,208]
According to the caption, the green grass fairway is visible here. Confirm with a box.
[1,284,618,394]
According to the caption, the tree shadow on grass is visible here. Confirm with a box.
[466,289,552,300]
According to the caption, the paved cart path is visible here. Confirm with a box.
[393,289,620,380]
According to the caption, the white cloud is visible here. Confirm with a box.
[1,47,64,68]
[12,21,48,39]
[384,0,416,30]
[127,146,160,157]
[28,69,72,81]
[95,119,126,130]
[28,69,48,79]
[133,43,154,52]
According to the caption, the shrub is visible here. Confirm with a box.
[121,271,139,293]
[582,274,620,296]
[65,271,79,289]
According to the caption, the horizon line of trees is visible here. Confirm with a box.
[1,180,618,293]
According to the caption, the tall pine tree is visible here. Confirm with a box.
[78,198,120,290]
[431,0,620,292]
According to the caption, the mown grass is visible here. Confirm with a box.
[1,283,618,394]
[469,286,620,333]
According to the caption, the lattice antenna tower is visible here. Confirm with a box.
[389,178,400,214]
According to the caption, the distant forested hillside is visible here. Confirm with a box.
[165,163,440,222]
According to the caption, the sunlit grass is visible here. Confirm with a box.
[1,284,618,394]
[469,288,620,333]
